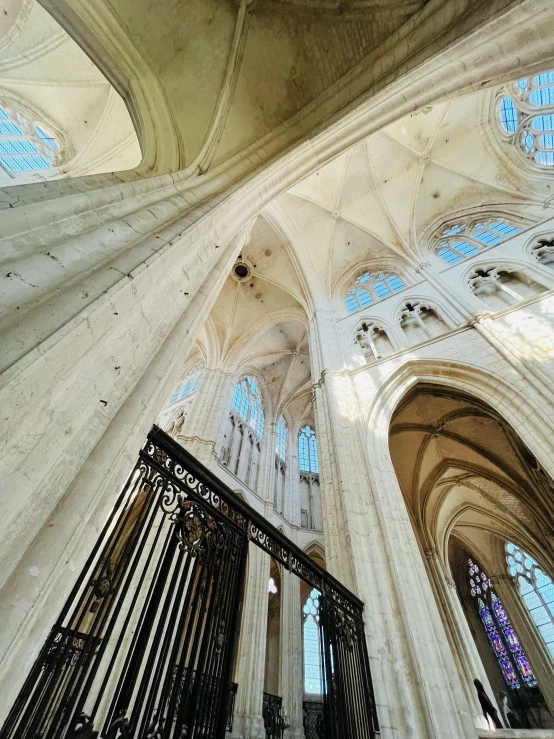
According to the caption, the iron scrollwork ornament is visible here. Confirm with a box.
[335,609,357,651]
[174,496,225,556]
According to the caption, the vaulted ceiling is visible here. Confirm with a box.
[203,214,313,424]
[275,88,550,298]
[0,0,140,182]
[389,385,554,570]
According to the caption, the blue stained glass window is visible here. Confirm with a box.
[231,376,265,437]
[499,96,518,135]
[506,542,554,659]
[345,272,406,314]
[170,362,204,404]
[299,426,319,473]
[303,589,323,694]
[436,219,520,265]
[276,416,287,460]
[499,68,554,167]
[0,104,61,173]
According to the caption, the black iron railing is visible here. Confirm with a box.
[303,701,324,739]
[263,692,283,739]
[1,426,379,739]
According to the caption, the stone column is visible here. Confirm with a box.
[232,543,271,739]
[307,307,478,739]
[284,438,301,528]
[177,367,232,466]
[281,569,304,739]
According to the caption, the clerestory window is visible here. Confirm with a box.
[0,103,61,174]
[345,272,406,314]
[434,218,521,265]
[498,69,554,167]
[231,376,265,438]
[299,426,319,474]
[170,362,204,404]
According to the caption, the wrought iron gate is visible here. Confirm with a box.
[1,426,379,739]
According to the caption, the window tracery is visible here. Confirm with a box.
[170,362,205,404]
[498,70,554,167]
[345,272,406,314]
[231,376,265,438]
[221,376,265,489]
[531,237,554,267]
[505,542,554,659]
[468,266,545,310]
[0,103,62,174]
[399,301,447,345]
[299,426,319,473]
[303,588,323,695]
[354,321,393,362]
[469,558,537,689]
[434,219,521,265]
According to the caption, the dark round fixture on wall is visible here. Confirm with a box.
[234,263,248,278]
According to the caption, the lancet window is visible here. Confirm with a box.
[506,542,554,659]
[399,302,447,345]
[299,427,321,530]
[170,362,205,404]
[0,104,61,174]
[498,69,554,167]
[434,219,521,265]
[303,588,323,695]
[469,558,537,689]
[355,321,393,362]
[158,362,205,437]
[221,376,265,489]
[274,416,287,514]
[531,237,554,267]
[345,272,406,314]
[468,266,546,310]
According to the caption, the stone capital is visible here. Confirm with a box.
[466,310,493,327]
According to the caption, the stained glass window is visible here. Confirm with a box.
[345,272,406,314]
[276,416,287,461]
[0,104,61,173]
[506,542,554,659]
[435,219,521,265]
[498,69,554,167]
[299,426,319,473]
[231,376,265,438]
[469,558,537,690]
[170,362,204,404]
[303,589,323,694]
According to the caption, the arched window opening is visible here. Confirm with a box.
[158,362,205,437]
[506,543,554,659]
[299,426,319,474]
[345,272,406,314]
[221,376,265,489]
[169,362,205,404]
[303,588,323,695]
[0,104,61,174]
[497,69,554,167]
[434,219,521,265]
[469,558,537,690]
[274,416,287,514]
[231,376,265,437]
[399,302,447,346]
[355,321,393,362]
[299,427,321,530]
[531,237,554,267]
[468,266,546,310]
[265,563,281,698]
